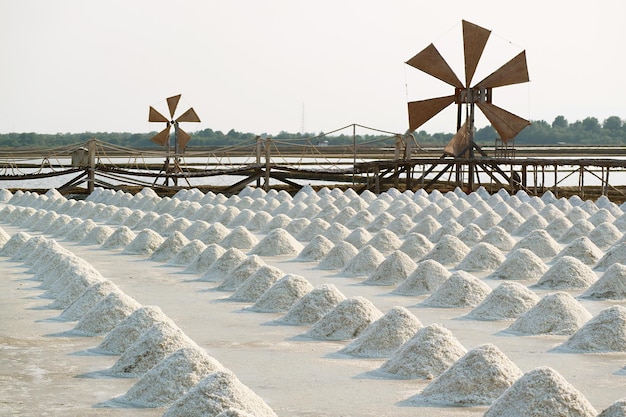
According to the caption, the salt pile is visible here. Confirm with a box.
[473,210,502,231]
[43,263,105,309]
[316,241,358,270]
[559,218,595,244]
[488,248,548,281]
[397,232,434,259]
[465,282,539,321]
[96,305,173,355]
[199,247,247,282]
[109,321,197,377]
[251,228,303,256]
[248,274,313,312]
[379,324,466,379]
[339,306,422,358]
[421,271,491,308]
[295,218,330,242]
[161,370,278,417]
[456,242,505,272]
[589,221,622,249]
[428,219,464,243]
[304,296,383,341]
[505,292,592,335]
[120,347,224,407]
[285,218,310,236]
[296,235,334,262]
[227,265,284,302]
[534,256,596,289]
[582,263,626,299]
[79,225,115,246]
[0,231,31,256]
[220,226,258,250]
[484,367,596,417]
[148,231,190,262]
[183,220,211,240]
[100,225,137,250]
[274,284,346,326]
[58,280,120,321]
[511,229,561,258]
[386,213,415,236]
[416,343,522,406]
[422,235,470,266]
[555,236,603,266]
[497,210,525,233]
[340,245,385,277]
[227,209,255,228]
[72,291,142,336]
[64,218,97,242]
[594,242,626,271]
[198,222,230,245]
[322,222,350,244]
[362,251,417,286]
[367,229,402,253]
[513,213,549,236]
[122,229,164,256]
[166,240,207,267]
[43,214,73,235]
[456,223,485,247]
[183,244,226,275]
[545,215,573,240]
[408,215,441,238]
[559,305,626,352]
[392,259,450,296]
[597,399,626,417]
[344,209,375,229]
[344,227,372,249]
[216,255,266,291]
[261,213,291,233]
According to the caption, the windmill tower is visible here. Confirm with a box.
[406,20,530,191]
[148,94,201,186]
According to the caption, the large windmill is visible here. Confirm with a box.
[148,94,201,186]
[406,20,530,190]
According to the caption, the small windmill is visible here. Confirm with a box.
[405,20,530,191]
[148,94,201,186]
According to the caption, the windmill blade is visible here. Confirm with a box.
[444,119,471,157]
[166,94,182,118]
[462,20,491,87]
[473,51,529,89]
[175,107,201,123]
[477,102,530,143]
[150,126,170,146]
[406,44,463,88]
[176,127,192,152]
[407,95,456,132]
[148,106,169,123]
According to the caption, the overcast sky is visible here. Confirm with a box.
[1,0,625,137]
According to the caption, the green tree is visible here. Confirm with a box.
[603,116,623,130]
[552,115,568,129]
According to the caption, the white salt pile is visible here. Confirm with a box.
[597,399,626,417]
[227,265,285,302]
[362,251,417,286]
[344,227,372,249]
[216,255,266,291]
[513,213,549,236]
[345,209,375,229]
[295,218,330,242]
[379,324,466,380]
[594,242,626,271]
[555,236,603,266]
[559,305,626,352]
[340,245,385,277]
[183,244,226,275]
[456,242,505,272]
[589,222,622,249]
[274,284,346,326]
[285,218,310,236]
[183,220,211,240]
[166,240,207,267]
[79,225,115,246]
[260,213,291,233]
[199,247,247,282]
[397,232,434,259]
[408,215,441,238]
[149,231,190,262]
[428,219,464,243]
[96,305,173,355]
[456,223,485,247]
[559,218,595,244]
[386,213,415,236]
[122,229,165,256]
[512,229,561,258]
[109,321,198,377]
[220,226,259,250]
[296,235,334,262]
[64,218,98,242]
[582,263,626,299]
[473,210,503,231]
[161,370,278,417]
[465,281,539,321]
[366,229,402,253]
[251,228,303,256]
[488,248,548,281]
[392,259,451,296]
[198,222,230,245]
[248,274,313,312]
[316,241,359,270]
[303,296,383,341]
[339,306,422,358]
[120,347,224,408]
[421,235,470,266]
[227,209,255,228]
[0,231,31,256]
[545,215,573,240]
[417,343,522,406]
[421,271,491,308]
[44,263,105,310]
[534,256,597,289]
[59,280,120,321]
[43,214,73,235]
[497,210,525,234]
[322,222,350,244]
[484,367,596,417]
[100,225,137,250]
[505,292,592,335]
[72,291,142,336]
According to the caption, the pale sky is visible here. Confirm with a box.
[1,0,625,137]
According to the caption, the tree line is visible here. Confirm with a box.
[0,115,624,149]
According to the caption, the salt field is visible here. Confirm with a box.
[1,185,626,416]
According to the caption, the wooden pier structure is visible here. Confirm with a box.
[2,137,626,202]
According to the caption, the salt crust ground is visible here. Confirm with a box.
[2,185,626,417]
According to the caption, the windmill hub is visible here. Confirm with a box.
[456,87,491,104]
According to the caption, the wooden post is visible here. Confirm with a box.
[87,138,96,194]
[579,165,584,199]
[553,164,558,198]
[256,136,262,188]
[264,137,271,192]
[374,165,380,194]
